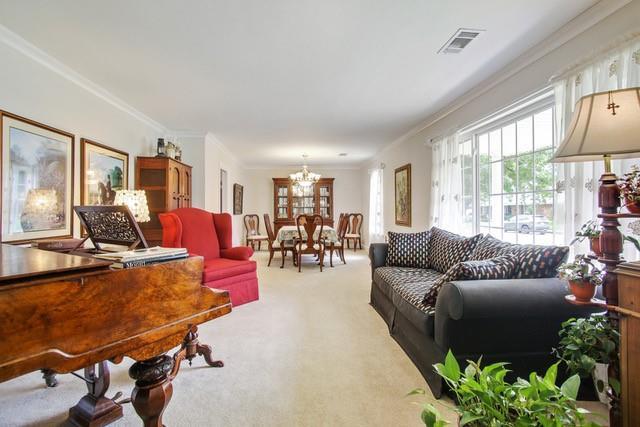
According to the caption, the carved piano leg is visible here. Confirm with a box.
[180,325,224,368]
[41,368,58,387]
[129,355,174,427]
[67,362,124,427]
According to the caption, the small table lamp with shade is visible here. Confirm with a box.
[113,189,151,223]
[551,87,640,427]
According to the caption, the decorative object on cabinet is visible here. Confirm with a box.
[272,177,334,232]
[552,87,640,426]
[135,156,192,246]
[114,190,151,223]
[175,145,182,161]
[156,138,166,157]
[73,205,148,250]
[166,141,176,159]
[394,163,411,226]
[0,111,74,242]
[233,183,244,215]
[80,138,128,206]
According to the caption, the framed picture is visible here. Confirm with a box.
[394,163,411,227]
[0,111,74,242]
[81,138,128,206]
[233,183,243,215]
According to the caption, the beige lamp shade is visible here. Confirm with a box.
[552,87,640,163]
[114,190,150,222]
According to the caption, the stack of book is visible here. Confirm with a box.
[95,246,189,269]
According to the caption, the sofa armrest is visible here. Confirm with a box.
[434,278,602,354]
[369,243,388,278]
[221,246,254,260]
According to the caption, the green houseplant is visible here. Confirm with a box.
[409,351,601,426]
[619,164,640,214]
[554,316,620,404]
[557,255,603,303]
[571,220,602,257]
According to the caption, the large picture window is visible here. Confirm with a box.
[460,103,561,244]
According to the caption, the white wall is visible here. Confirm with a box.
[362,0,640,239]
[0,38,207,238]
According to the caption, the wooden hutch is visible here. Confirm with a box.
[136,156,192,245]
[272,177,334,232]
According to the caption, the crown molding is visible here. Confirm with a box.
[374,0,631,156]
[243,163,363,171]
[204,131,246,168]
[0,24,167,133]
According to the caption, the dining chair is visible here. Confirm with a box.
[295,214,325,272]
[263,213,296,268]
[329,214,349,267]
[244,214,269,250]
[345,213,364,251]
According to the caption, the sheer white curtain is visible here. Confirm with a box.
[553,36,640,256]
[368,168,384,243]
[430,134,463,232]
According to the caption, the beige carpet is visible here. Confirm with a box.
[0,250,607,426]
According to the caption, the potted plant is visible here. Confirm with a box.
[557,255,603,302]
[409,351,601,426]
[571,220,602,257]
[554,315,620,404]
[619,164,640,214]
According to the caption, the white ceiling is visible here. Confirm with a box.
[0,0,599,166]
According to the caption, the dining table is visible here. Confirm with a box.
[274,225,339,246]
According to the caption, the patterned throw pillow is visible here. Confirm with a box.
[468,234,514,260]
[386,230,430,269]
[427,227,482,273]
[498,244,569,279]
[422,255,518,307]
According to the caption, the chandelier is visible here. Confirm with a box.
[289,154,321,187]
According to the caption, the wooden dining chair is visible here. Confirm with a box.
[244,214,269,250]
[263,213,296,268]
[345,213,364,251]
[295,214,325,272]
[329,214,349,267]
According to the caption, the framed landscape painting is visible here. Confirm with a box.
[233,183,243,215]
[394,163,411,227]
[0,111,74,242]
[81,138,128,206]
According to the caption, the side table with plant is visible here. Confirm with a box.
[558,255,603,303]
[553,315,620,404]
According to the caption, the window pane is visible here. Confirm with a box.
[502,123,516,157]
[517,116,533,153]
[517,193,534,244]
[480,164,490,203]
[461,139,472,168]
[503,158,516,193]
[463,168,473,197]
[491,162,502,194]
[491,195,502,228]
[479,134,489,164]
[534,149,553,191]
[489,129,501,162]
[518,153,534,192]
[534,109,553,150]
[534,191,553,244]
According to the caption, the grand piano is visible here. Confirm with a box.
[0,244,232,426]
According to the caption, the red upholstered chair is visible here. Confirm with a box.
[159,208,259,307]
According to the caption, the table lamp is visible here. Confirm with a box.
[114,190,150,223]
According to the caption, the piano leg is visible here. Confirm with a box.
[67,362,124,427]
[41,369,58,387]
[129,355,174,427]
[181,325,224,368]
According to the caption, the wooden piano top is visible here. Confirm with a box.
[0,244,111,284]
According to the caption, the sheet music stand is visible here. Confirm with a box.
[73,205,148,251]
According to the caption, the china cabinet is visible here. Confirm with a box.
[272,177,334,232]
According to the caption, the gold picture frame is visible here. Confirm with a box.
[394,163,411,227]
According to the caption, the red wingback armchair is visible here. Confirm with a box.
[159,208,259,307]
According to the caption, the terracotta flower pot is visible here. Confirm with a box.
[624,196,640,214]
[590,236,602,257]
[569,280,597,303]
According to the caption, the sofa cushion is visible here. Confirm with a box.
[373,266,442,336]
[203,258,257,283]
[386,230,430,268]
[427,227,482,273]
[468,234,514,260]
[422,255,519,308]
[498,244,569,279]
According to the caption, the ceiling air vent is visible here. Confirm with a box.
[438,28,484,54]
